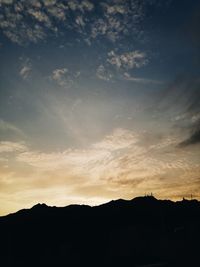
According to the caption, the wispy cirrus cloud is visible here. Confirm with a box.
[19,58,32,80]
[93,128,138,151]
[0,119,24,137]
[15,128,194,185]
[0,141,27,153]
[15,128,138,176]
[157,76,200,147]
[179,128,200,147]
[123,72,163,85]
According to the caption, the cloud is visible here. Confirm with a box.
[46,4,67,21]
[19,58,32,80]
[0,0,13,4]
[75,16,85,27]
[28,9,51,25]
[96,64,113,81]
[0,1,48,45]
[43,0,57,7]
[93,128,138,151]
[191,113,200,123]
[81,0,94,11]
[51,67,80,88]
[16,129,137,174]
[0,119,24,136]
[107,50,148,70]
[179,127,200,147]
[90,17,124,42]
[0,0,145,45]
[123,72,163,85]
[0,0,90,44]
[89,0,145,43]
[158,76,200,114]
[0,141,27,153]
[157,76,200,147]
[0,1,172,47]
[17,148,110,171]
[101,2,126,15]
[68,0,94,12]
[15,128,190,185]
[52,68,68,85]
[1,127,199,214]
[0,1,54,44]
[20,66,31,80]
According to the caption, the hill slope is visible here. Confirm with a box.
[0,196,200,267]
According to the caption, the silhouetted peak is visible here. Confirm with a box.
[121,196,161,212]
[31,203,49,210]
[130,195,158,204]
[98,196,160,210]
[109,198,127,205]
[98,198,127,208]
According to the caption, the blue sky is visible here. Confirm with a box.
[0,0,200,215]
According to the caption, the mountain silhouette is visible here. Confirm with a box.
[0,196,200,267]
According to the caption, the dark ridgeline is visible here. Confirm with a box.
[0,196,200,267]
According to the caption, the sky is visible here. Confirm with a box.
[0,0,200,215]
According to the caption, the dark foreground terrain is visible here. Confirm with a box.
[0,196,200,267]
